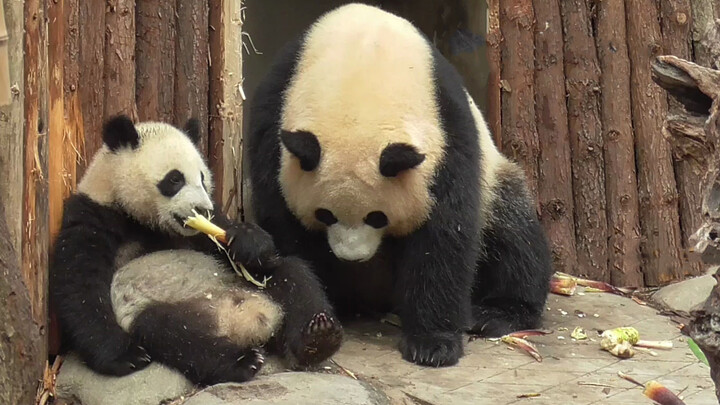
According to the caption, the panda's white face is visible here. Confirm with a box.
[275,3,447,262]
[78,118,215,236]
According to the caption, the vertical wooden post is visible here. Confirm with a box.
[560,0,609,281]
[595,0,643,287]
[77,0,106,174]
[0,0,25,255]
[499,1,539,201]
[690,0,719,68]
[23,0,49,357]
[175,0,209,156]
[209,0,243,220]
[104,0,137,120]
[485,0,501,147]
[626,0,684,285]
[136,0,176,122]
[532,0,577,275]
[660,0,704,277]
[47,0,65,244]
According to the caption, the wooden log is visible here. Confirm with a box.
[0,0,25,255]
[595,0,643,287]
[499,1,539,201]
[531,0,576,275]
[660,0,704,277]
[23,0,50,351]
[209,0,243,220]
[0,200,44,404]
[559,0,608,281]
[48,0,65,244]
[175,0,209,156]
[104,0,137,120]
[77,0,105,174]
[486,0,501,146]
[136,0,175,122]
[626,0,684,286]
[690,0,719,68]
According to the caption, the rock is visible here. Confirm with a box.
[55,353,194,405]
[181,372,391,405]
[652,273,717,313]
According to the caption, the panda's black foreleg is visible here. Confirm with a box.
[394,212,477,368]
[470,176,553,337]
[129,299,265,386]
[263,256,344,367]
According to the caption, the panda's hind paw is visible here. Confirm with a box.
[400,331,463,368]
[225,348,265,383]
[293,311,344,366]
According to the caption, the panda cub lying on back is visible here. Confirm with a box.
[50,115,343,386]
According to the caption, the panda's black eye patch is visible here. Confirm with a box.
[157,169,186,197]
[315,208,338,226]
[364,211,388,229]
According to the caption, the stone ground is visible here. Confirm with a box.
[56,284,717,405]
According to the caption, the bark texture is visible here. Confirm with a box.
[661,0,704,277]
[104,0,137,120]
[594,0,643,287]
[532,0,576,275]
[499,1,539,201]
[136,0,175,122]
[560,0,608,282]
[0,201,44,405]
[175,0,209,155]
[486,0,501,146]
[626,0,684,286]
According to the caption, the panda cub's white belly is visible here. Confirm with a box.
[111,249,283,347]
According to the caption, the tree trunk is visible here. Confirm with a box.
[690,0,719,69]
[595,0,643,287]
[499,1,539,202]
[660,0,704,278]
[652,54,720,403]
[136,0,176,123]
[77,0,106,175]
[175,0,209,156]
[486,0,501,147]
[104,0,137,120]
[0,0,25,255]
[626,0,684,286]
[0,201,44,405]
[560,0,608,281]
[532,0,577,275]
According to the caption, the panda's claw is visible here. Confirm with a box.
[292,311,344,367]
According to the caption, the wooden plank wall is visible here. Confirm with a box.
[491,0,720,287]
[14,0,243,356]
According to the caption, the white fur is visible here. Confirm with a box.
[326,223,384,262]
[78,122,214,236]
[111,249,283,347]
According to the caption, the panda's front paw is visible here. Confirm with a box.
[225,222,279,274]
[399,331,463,367]
[95,344,152,376]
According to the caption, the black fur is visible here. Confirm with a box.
[157,169,186,197]
[183,118,202,145]
[103,115,139,152]
[379,143,426,177]
[247,11,552,368]
[280,130,322,171]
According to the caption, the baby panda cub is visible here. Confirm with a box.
[49,115,343,386]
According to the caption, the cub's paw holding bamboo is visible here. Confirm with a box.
[49,115,343,394]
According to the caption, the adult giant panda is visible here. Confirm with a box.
[247,3,553,367]
[49,115,343,387]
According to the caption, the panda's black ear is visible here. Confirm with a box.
[103,115,139,152]
[280,130,321,171]
[379,143,425,177]
[183,118,201,145]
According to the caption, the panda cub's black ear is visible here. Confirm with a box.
[379,143,426,177]
[183,118,201,145]
[280,130,321,171]
[103,115,139,152]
